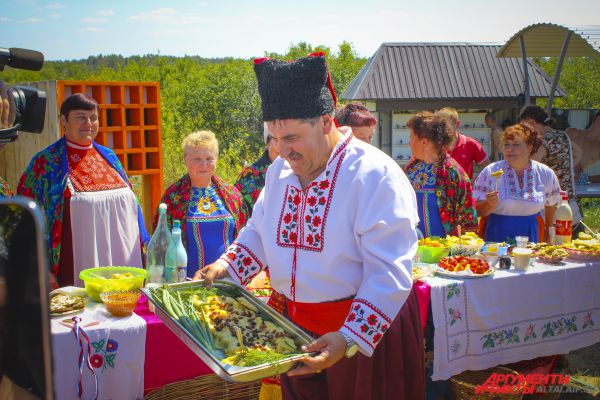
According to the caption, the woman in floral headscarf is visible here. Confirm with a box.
[153,130,248,278]
[404,111,477,237]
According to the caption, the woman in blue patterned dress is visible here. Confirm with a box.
[404,112,477,238]
[153,131,248,278]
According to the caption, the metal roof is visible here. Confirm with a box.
[341,43,564,101]
[497,23,600,58]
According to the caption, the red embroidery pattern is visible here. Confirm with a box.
[68,147,126,192]
[344,299,391,349]
[219,242,264,285]
[276,150,345,252]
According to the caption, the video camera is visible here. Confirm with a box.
[0,47,46,144]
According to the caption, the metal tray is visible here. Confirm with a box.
[141,280,314,382]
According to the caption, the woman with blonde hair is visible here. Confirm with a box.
[153,130,248,278]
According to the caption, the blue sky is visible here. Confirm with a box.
[1,0,599,61]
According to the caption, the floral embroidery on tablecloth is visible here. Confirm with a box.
[482,327,520,350]
[448,308,463,326]
[583,312,595,330]
[90,338,119,371]
[450,340,462,355]
[344,299,391,350]
[542,316,577,338]
[220,242,264,285]
[524,324,537,342]
[446,283,461,300]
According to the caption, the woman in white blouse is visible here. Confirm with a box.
[474,124,562,243]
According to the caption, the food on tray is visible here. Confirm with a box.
[490,169,504,178]
[445,232,484,247]
[50,293,85,314]
[419,237,447,248]
[149,286,300,367]
[412,265,430,281]
[563,236,600,260]
[201,294,297,356]
[221,345,293,367]
[438,256,491,275]
[578,232,594,240]
[535,246,569,262]
[527,242,551,251]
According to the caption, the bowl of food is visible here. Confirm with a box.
[100,290,141,317]
[418,237,450,263]
[535,246,569,264]
[446,232,485,257]
[79,266,149,302]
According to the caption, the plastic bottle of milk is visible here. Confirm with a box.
[554,191,573,244]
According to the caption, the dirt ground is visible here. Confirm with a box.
[559,341,600,399]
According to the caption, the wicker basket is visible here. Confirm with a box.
[145,374,261,400]
[450,366,524,400]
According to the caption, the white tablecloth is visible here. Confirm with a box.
[426,260,600,380]
[51,302,146,400]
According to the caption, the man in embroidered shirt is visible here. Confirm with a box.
[197,54,425,399]
[437,107,489,179]
[18,93,149,286]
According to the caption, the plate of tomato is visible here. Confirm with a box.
[436,256,494,279]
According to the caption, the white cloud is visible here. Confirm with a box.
[0,17,11,22]
[129,8,178,23]
[49,14,62,19]
[97,9,114,16]
[23,17,43,23]
[82,17,108,23]
[46,2,65,8]
[81,27,105,32]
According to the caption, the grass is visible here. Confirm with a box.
[581,198,600,232]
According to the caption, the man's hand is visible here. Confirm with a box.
[287,332,347,377]
[192,261,228,286]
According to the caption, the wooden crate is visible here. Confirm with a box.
[0,80,164,232]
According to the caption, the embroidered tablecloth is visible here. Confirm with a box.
[426,260,600,380]
[51,302,146,400]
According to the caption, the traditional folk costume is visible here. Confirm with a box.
[154,174,248,278]
[0,177,12,197]
[218,54,425,400]
[17,137,149,285]
[404,154,478,238]
[235,149,272,216]
[473,160,562,242]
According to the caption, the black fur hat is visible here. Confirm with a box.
[254,54,335,121]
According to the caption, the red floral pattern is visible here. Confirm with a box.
[234,149,272,216]
[276,158,343,252]
[405,153,478,236]
[343,299,392,349]
[0,176,13,197]
[219,242,264,285]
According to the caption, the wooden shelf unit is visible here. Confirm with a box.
[57,81,164,231]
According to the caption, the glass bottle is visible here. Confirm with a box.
[165,220,188,283]
[146,203,171,286]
